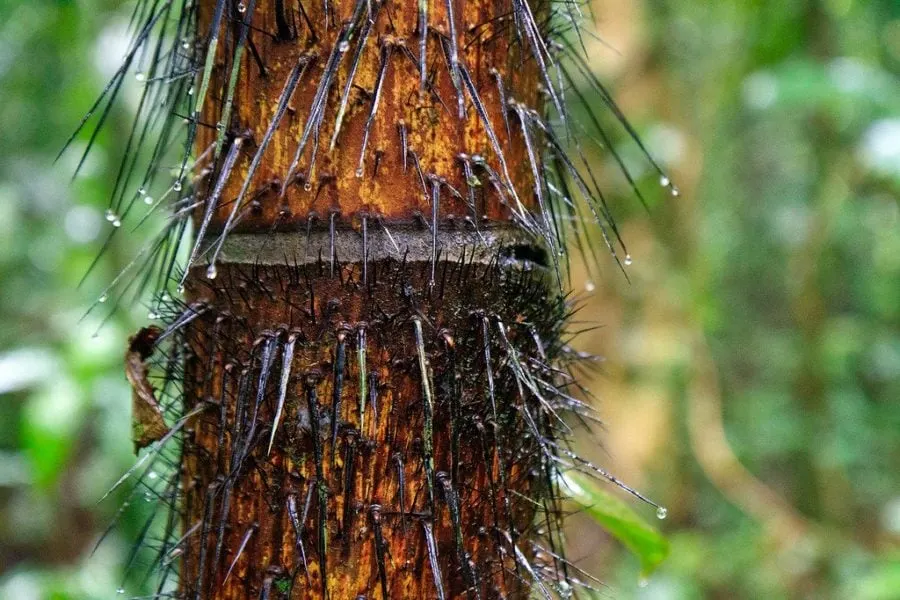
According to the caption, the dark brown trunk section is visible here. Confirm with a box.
[180,259,561,598]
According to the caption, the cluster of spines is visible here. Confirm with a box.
[65,0,678,318]
[98,255,663,598]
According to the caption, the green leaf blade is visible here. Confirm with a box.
[562,471,670,577]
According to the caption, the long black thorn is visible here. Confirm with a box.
[268,332,297,455]
[304,372,324,482]
[340,429,358,544]
[191,481,219,600]
[437,471,480,597]
[282,21,353,196]
[417,0,428,93]
[180,135,244,287]
[287,492,311,580]
[412,317,436,511]
[356,41,392,177]
[392,452,407,533]
[223,522,258,584]
[356,323,368,429]
[329,2,379,151]
[370,505,390,599]
[422,520,446,600]
[429,177,440,287]
[209,53,314,270]
[329,328,347,467]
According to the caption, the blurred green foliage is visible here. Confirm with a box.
[0,0,897,599]
[0,0,166,596]
[570,1,900,598]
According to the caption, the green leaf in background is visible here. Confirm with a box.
[562,471,670,578]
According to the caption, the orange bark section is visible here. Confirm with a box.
[195,0,539,232]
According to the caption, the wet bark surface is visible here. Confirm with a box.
[178,258,563,598]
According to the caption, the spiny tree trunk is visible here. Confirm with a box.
[177,0,558,598]
[67,0,671,597]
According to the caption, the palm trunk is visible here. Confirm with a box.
[174,0,565,598]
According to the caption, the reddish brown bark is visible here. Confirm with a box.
[179,0,551,597]
[195,0,539,231]
[181,260,555,598]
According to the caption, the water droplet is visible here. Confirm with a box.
[144,196,153,205]
[176,284,185,294]
[206,264,218,280]
[117,588,125,595]
[105,210,121,227]
[671,186,680,198]
[656,506,668,520]
[135,71,145,82]
[148,471,158,480]
[148,311,158,319]
[187,86,195,96]
[584,281,595,292]
[338,40,351,52]
[659,175,670,187]
[638,578,649,589]
[138,188,146,196]
[624,254,633,266]
[303,181,312,191]
[173,181,183,192]
[182,40,190,50]
[237,2,246,12]
[98,293,108,303]
[355,167,364,178]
